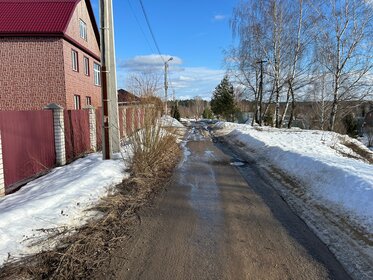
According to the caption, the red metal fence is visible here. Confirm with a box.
[0,105,156,194]
[126,107,133,135]
[64,110,91,162]
[119,109,125,138]
[0,110,55,192]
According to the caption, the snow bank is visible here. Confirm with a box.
[160,115,184,128]
[220,123,373,231]
[0,153,127,266]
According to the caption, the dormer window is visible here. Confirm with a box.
[79,19,87,41]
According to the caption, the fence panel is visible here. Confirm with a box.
[119,108,125,138]
[64,110,90,162]
[134,107,139,131]
[0,110,55,191]
[126,107,133,136]
[140,107,145,128]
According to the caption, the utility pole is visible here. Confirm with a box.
[107,0,120,153]
[257,60,267,125]
[100,0,110,159]
[100,0,119,159]
[164,57,173,115]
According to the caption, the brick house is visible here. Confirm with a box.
[0,0,101,111]
[117,89,141,106]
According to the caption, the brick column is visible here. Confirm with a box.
[45,103,66,166]
[84,105,97,152]
[0,130,5,196]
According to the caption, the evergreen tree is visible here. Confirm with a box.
[210,76,236,121]
[202,107,213,119]
[170,103,181,121]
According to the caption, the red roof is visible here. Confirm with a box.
[118,89,141,104]
[0,0,80,34]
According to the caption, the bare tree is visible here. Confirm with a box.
[126,70,162,98]
[310,0,373,131]
[229,0,311,128]
[193,96,205,120]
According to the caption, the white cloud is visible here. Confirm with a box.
[169,67,226,99]
[119,54,182,72]
[116,55,226,100]
[213,14,226,21]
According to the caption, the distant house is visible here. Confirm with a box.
[117,89,141,106]
[0,0,101,111]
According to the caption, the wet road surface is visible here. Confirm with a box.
[110,123,351,280]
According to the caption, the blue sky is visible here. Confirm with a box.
[91,0,238,100]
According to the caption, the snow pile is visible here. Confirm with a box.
[160,115,184,128]
[0,153,127,266]
[220,123,373,231]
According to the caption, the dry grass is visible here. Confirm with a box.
[0,114,182,280]
[342,140,373,164]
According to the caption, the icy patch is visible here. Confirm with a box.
[230,162,245,166]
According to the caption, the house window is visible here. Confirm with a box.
[74,95,81,110]
[86,96,91,106]
[71,50,78,71]
[83,57,89,76]
[79,19,87,41]
[94,63,101,86]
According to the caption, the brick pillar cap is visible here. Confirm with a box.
[83,105,96,110]
[44,103,64,110]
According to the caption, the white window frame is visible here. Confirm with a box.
[74,95,81,110]
[86,96,91,106]
[79,19,87,41]
[94,63,101,86]
[71,50,78,71]
[83,56,89,76]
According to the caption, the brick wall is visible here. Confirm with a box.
[0,37,66,110]
[64,0,101,109]
[0,0,101,111]
[63,40,101,109]
[64,0,100,57]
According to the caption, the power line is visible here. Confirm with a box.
[138,0,165,62]
[126,0,156,54]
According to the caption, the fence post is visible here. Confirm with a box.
[45,103,66,166]
[84,105,97,152]
[0,130,5,196]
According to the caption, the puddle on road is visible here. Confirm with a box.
[178,127,224,238]
[230,162,245,167]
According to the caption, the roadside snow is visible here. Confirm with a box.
[217,123,373,232]
[0,153,128,266]
[161,115,184,128]
[0,116,185,267]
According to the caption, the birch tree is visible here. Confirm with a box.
[230,0,310,128]
[311,0,373,131]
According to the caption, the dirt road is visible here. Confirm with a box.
[104,124,351,280]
